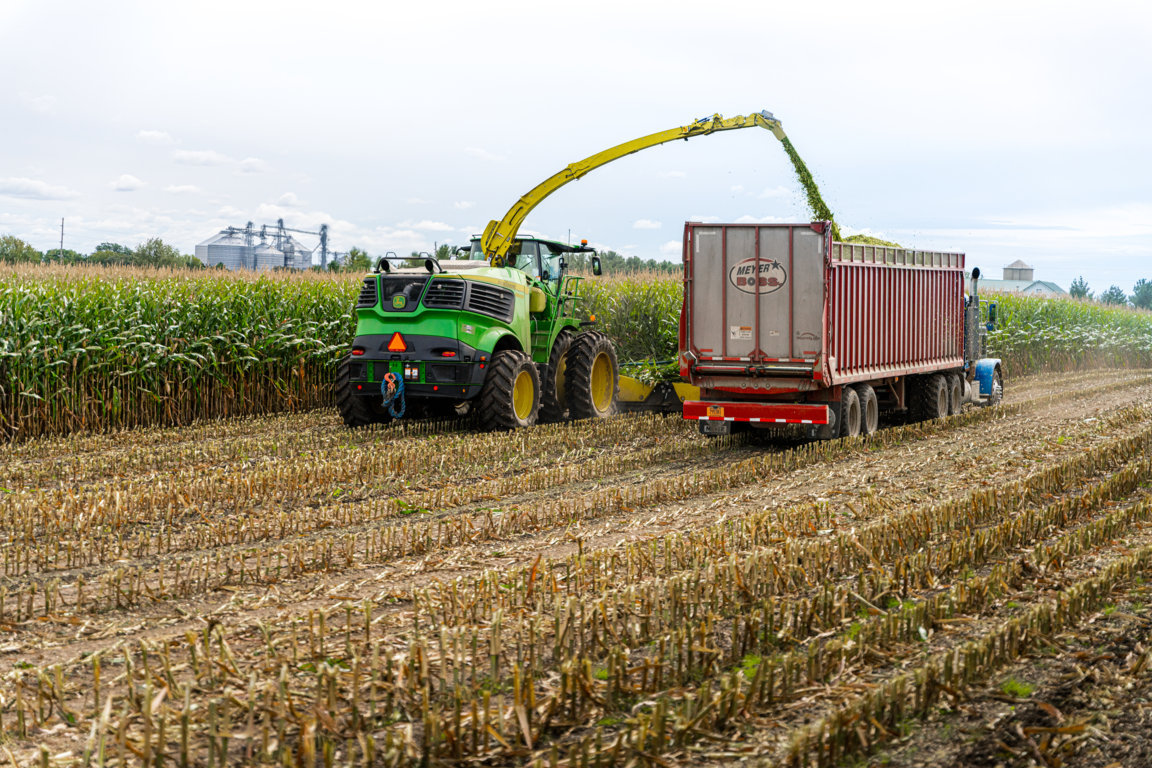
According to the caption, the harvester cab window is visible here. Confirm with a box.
[511,241,541,279]
[538,242,564,287]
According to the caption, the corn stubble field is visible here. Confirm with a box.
[5,264,1152,767]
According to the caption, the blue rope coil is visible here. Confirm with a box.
[380,372,407,418]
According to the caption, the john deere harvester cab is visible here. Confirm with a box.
[336,237,619,430]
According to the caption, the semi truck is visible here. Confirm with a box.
[678,221,1002,437]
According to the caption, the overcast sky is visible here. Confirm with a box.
[2,0,1150,292]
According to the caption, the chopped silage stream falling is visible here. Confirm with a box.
[781,135,842,242]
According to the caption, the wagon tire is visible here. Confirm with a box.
[946,373,963,416]
[911,374,948,422]
[839,385,862,438]
[854,383,879,435]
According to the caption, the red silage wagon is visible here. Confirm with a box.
[678,221,1003,438]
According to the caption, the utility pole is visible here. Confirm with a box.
[60,218,64,256]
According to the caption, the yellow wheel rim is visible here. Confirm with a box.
[589,352,613,413]
[512,369,534,421]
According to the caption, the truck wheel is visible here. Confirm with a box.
[911,374,948,421]
[478,350,541,430]
[538,329,573,422]
[987,366,1004,406]
[336,355,393,428]
[854,383,879,435]
[946,374,962,416]
[566,331,619,420]
[839,386,861,438]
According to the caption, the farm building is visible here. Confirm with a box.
[979,259,1067,297]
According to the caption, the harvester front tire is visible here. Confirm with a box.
[854,383,879,435]
[478,350,541,430]
[911,374,948,422]
[336,356,392,428]
[539,329,573,423]
[566,331,619,420]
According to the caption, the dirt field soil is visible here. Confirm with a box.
[2,368,1151,767]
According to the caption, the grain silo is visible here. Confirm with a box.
[195,227,254,269]
[195,221,322,271]
[252,243,281,270]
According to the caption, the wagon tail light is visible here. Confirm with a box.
[351,347,365,356]
[387,332,407,352]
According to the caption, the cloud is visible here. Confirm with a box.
[20,94,56,114]
[216,205,248,219]
[110,174,145,192]
[659,241,682,257]
[733,214,788,224]
[757,185,791,198]
[0,177,79,200]
[238,157,267,174]
[464,147,507,162]
[406,197,430,205]
[397,219,456,232]
[174,150,232,166]
[137,130,175,145]
[277,192,305,207]
[633,219,662,230]
[454,201,475,209]
[165,184,201,194]
[659,170,687,179]
[730,185,745,194]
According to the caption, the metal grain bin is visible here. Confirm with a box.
[195,230,253,270]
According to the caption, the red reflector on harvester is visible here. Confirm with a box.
[351,348,365,356]
[387,332,407,352]
[441,351,456,357]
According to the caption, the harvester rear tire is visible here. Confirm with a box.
[566,331,619,420]
[854,383,879,435]
[911,374,948,422]
[539,329,573,423]
[478,350,540,430]
[839,386,861,438]
[336,355,393,428]
[946,373,963,415]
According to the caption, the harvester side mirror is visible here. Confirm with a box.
[375,258,390,273]
[591,255,602,276]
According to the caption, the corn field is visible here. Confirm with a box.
[0,264,354,440]
[2,368,1152,766]
[6,263,1152,441]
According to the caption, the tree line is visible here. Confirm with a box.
[1069,276,1152,310]
[0,235,203,269]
